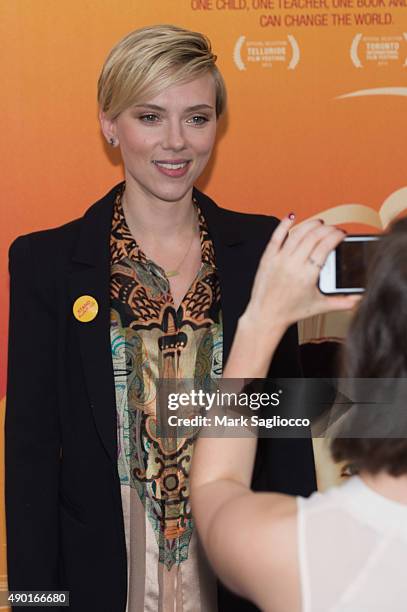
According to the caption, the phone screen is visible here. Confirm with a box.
[336,240,380,289]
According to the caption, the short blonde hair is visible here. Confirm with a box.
[97,24,226,119]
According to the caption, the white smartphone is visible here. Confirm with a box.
[318,235,381,294]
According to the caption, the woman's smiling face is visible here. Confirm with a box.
[100,73,217,203]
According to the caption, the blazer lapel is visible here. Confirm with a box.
[214,241,256,364]
[194,189,272,364]
[69,185,121,464]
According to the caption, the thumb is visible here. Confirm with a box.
[318,294,362,315]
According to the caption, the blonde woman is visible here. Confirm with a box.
[6,25,355,612]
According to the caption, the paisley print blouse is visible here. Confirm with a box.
[110,185,223,612]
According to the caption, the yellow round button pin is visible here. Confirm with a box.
[73,295,99,323]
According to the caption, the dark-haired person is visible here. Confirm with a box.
[191,217,407,612]
[5,24,357,612]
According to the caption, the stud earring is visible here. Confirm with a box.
[109,138,117,146]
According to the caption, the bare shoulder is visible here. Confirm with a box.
[208,492,300,612]
[250,494,300,612]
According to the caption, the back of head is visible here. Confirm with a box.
[332,216,407,475]
[97,24,226,119]
[343,217,407,379]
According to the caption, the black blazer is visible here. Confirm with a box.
[6,183,316,611]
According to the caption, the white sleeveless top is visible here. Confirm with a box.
[297,476,407,612]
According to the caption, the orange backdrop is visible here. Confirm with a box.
[1,0,406,597]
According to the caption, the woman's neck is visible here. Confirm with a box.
[123,178,196,242]
[360,471,407,505]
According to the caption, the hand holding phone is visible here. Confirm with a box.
[242,217,361,336]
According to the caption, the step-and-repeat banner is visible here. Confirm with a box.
[1,0,406,596]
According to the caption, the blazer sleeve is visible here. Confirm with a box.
[5,235,61,590]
